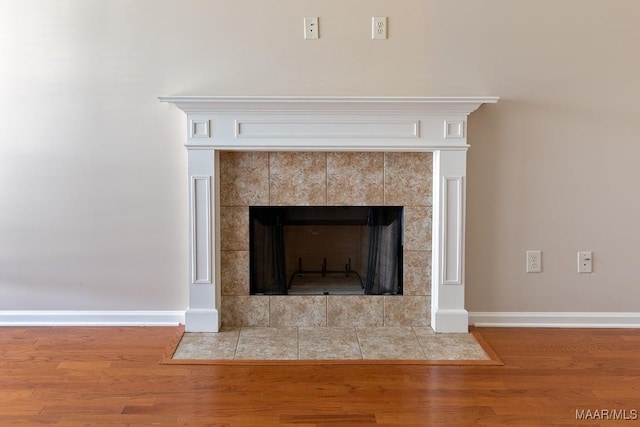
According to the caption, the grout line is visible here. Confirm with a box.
[411,326,428,359]
[324,152,328,206]
[355,327,364,360]
[383,152,386,205]
[382,296,386,326]
[325,295,328,327]
[268,152,271,205]
[233,327,242,360]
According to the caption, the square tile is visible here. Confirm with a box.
[220,151,269,206]
[172,328,240,360]
[269,152,327,205]
[327,152,384,205]
[384,152,432,206]
[235,327,298,360]
[298,327,362,360]
[357,327,425,360]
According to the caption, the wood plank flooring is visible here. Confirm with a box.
[1,326,640,426]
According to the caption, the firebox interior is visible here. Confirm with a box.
[249,206,403,296]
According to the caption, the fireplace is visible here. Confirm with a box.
[159,96,498,332]
[250,205,403,296]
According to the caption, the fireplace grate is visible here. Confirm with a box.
[287,257,365,290]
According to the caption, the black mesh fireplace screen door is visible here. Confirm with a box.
[364,207,402,295]
[250,209,288,295]
[250,206,402,295]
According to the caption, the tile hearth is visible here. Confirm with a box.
[171,326,491,361]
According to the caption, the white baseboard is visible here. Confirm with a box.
[4,310,638,329]
[469,312,640,328]
[0,310,185,326]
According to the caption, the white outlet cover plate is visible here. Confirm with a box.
[372,16,387,39]
[526,250,542,273]
[304,17,319,40]
[578,251,593,273]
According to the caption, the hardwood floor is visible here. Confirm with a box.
[2,326,640,426]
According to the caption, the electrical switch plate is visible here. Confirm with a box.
[372,16,387,39]
[578,251,593,273]
[304,17,319,40]
[526,250,542,273]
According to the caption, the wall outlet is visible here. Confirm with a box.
[372,16,387,39]
[304,17,319,40]
[578,251,593,273]
[526,250,542,273]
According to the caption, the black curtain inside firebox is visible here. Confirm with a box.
[365,207,402,295]
[250,209,287,295]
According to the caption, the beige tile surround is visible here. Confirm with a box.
[220,151,433,327]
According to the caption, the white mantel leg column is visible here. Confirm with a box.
[431,149,468,333]
[184,148,221,332]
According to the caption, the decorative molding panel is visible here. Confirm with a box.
[190,176,212,284]
[235,120,420,139]
[442,176,464,285]
[469,312,640,328]
[444,120,465,139]
[0,310,184,326]
[190,120,210,138]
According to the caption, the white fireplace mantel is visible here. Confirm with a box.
[160,96,498,333]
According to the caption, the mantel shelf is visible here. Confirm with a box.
[159,96,499,115]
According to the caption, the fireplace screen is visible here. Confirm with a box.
[249,206,403,296]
